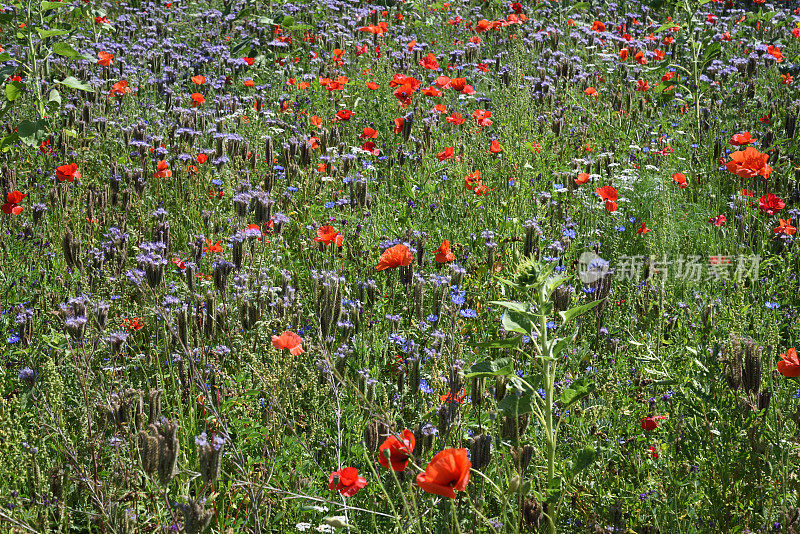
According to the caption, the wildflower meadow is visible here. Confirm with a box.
[2,0,800,532]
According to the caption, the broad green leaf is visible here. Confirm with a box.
[502,310,534,336]
[465,357,514,378]
[52,42,82,58]
[470,337,522,350]
[559,376,596,409]
[571,446,597,476]
[57,76,92,92]
[42,1,69,8]
[0,52,11,62]
[231,37,254,56]
[5,82,21,101]
[37,28,70,38]
[16,119,48,147]
[498,392,536,417]
[490,300,528,313]
[559,298,603,324]
[48,88,60,105]
[282,15,295,27]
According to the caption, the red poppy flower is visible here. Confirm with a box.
[191,75,206,85]
[434,240,455,263]
[197,153,208,164]
[244,79,255,87]
[726,146,772,179]
[366,81,379,90]
[774,219,797,236]
[449,78,467,92]
[636,79,650,92]
[416,448,471,499]
[376,244,413,271]
[709,215,727,227]
[636,222,652,234]
[392,117,405,134]
[421,86,441,97]
[172,258,187,270]
[360,127,378,139]
[441,389,467,404]
[640,415,667,431]
[620,48,629,61]
[314,225,343,246]
[472,109,493,126]
[671,173,688,188]
[489,140,503,154]
[596,185,618,211]
[190,93,206,107]
[758,193,784,215]
[419,53,439,70]
[126,318,144,331]
[778,348,800,378]
[575,172,590,185]
[108,79,131,97]
[203,239,223,253]
[378,429,415,471]
[272,331,304,356]
[435,75,451,88]
[592,20,606,32]
[730,132,755,146]
[1,190,25,215]
[335,109,353,122]
[97,51,114,66]
[329,467,367,497]
[94,16,110,24]
[242,57,255,66]
[584,87,599,97]
[56,163,81,182]
[447,112,465,125]
[437,147,454,161]
[153,160,172,178]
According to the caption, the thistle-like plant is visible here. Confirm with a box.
[466,258,603,534]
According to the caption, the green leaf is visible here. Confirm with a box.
[0,132,18,151]
[16,119,48,147]
[490,300,528,313]
[571,446,597,476]
[42,1,69,8]
[0,52,11,62]
[57,76,93,92]
[502,310,534,336]
[559,376,596,409]
[231,36,254,56]
[469,337,522,350]
[48,88,60,105]
[37,28,70,39]
[52,42,84,58]
[5,82,21,102]
[559,299,603,324]
[465,357,513,378]
[545,475,563,503]
[282,15,295,27]
[498,392,536,417]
